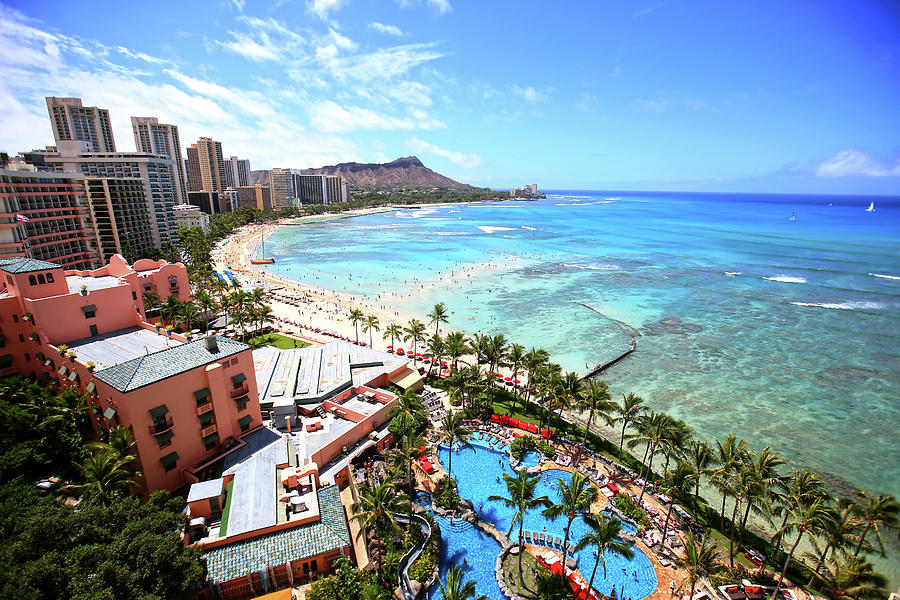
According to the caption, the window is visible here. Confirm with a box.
[89,325,98,336]
[156,430,174,449]
[37,274,45,285]
[209,497,220,513]
[199,411,214,427]
[18,334,24,343]
[203,433,219,451]
[28,275,36,285]
[5,276,11,285]
[231,373,247,389]
[12,314,17,323]
[0,355,13,369]
[235,395,249,411]
[132,291,137,300]
[83,310,96,319]
[24,353,30,362]
[303,560,318,575]
[45,273,54,283]
[160,451,179,472]
[81,305,97,319]
[238,415,252,432]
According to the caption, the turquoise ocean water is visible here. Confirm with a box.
[264,191,899,581]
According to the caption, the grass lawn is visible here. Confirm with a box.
[218,480,234,537]
[247,332,310,349]
[501,549,543,599]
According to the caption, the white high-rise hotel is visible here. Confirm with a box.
[131,117,188,205]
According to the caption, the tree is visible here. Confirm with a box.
[444,331,468,369]
[769,498,835,600]
[732,447,784,564]
[349,308,364,344]
[675,531,721,600]
[850,490,899,557]
[350,480,409,546]
[576,379,613,456]
[489,469,551,584]
[383,322,403,351]
[387,431,426,522]
[712,434,748,531]
[685,440,717,503]
[65,448,138,507]
[814,556,886,600]
[439,565,487,600]
[542,471,598,558]
[362,314,380,348]
[142,291,160,319]
[807,498,863,587]
[507,343,526,404]
[194,290,219,331]
[534,568,573,600]
[660,462,693,549]
[388,390,428,439]
[627,411,672,502]
[404,319,427,365]
[160,294,183,327]
[572,513,634,593]
[441,411,474,481]
[425,334,445,376]
[555,371,582,427]
[486,333,509,375]
[771,469,827,563]
[613,392,644,457]
[427,302,450,338]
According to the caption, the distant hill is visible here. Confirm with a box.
[303,156,472,189]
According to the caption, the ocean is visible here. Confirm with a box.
[263,191,900,582]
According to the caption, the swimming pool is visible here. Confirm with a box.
[435,443,658,600]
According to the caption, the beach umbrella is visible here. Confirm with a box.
[387,345,393,349]
[496,373,504,379]
[504,376,512,381]
[441,360,448,366]
[514,379,521,385]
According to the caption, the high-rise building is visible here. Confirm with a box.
[42,144,178,247]
[295,174,349,205]
[84,177,155,263]
[173,204,210,233]
[235,184,272,210]
[187,190,220,216]
[131,117,187,206]
[269,167,298,207]
[0,165,99,269]
[45,97,116,153]
[224,156,250,189]
[186,137,226,196]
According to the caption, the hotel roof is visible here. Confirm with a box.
[67,327,177,370]
[93,334,249,392]
[0,257,61,273]
[203,485,350,584]
[66,273,121,291]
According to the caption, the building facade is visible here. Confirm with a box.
[187,190,221,216]
[187,138,227,196]
[84,177,155,263]
[269,168,297,207]
[295,175,349,206]
[224,156,250,189]
[43,144,178,248]
[235,184,272,210]
[46,97,116,153]
[0,166,99,269]
[0,254,262,493]
[131,117,187,206]
[173,204,210,233]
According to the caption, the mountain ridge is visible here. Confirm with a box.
[248,156,471,189]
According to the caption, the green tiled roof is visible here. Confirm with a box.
[204,486,351,584]
[92,335,250,392]
[0,257,61,273]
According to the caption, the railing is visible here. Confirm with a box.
[394,512,432,600]
[148,416,174,435]
[201,423,218,438]
[196,401,214,415]
[230,383,249,398]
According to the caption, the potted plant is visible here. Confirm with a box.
[165,324,174,336]
[80,285,88,296]
[86,361,96,372]
[57,344,68,355]
[66,350,76,361]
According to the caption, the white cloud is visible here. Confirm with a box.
[334,43,445,82]
[511,85,544,103]
[309,100,444,132]
[217,16,306,62]
[115,46,170,66]
[427,0,452,14]
[816,150,900,177]
[307,0,346,19]
[407,136,481,167]
[368,22,404,37]
[230,0,246,11]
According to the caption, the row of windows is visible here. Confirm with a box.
[27,272,55,286]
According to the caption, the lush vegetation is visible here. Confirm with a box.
[613,494,652,529]
[0,377,203,599]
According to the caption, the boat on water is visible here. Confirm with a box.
[249,233,275,265]
[789,211,796,221]
[865,201,875,212]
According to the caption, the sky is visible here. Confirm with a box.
[1,0,899,194]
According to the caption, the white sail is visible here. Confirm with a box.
[866,202,875,212]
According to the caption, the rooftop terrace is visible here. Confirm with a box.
[65,273,121,292]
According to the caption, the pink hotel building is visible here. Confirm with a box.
[0,254,262,492]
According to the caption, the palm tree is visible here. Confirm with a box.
[486,333,509,375]
[627,411,671,502]
[439,565,488,600]
[572,513,634,593]
[65,448,138,507]
[660,462,693,548]
[387,431,426,521]
[468,333,489,365]
[850,490,899,557]
[388,390,428,438]
[675,531,721,600]
[441,411,474,480]
[404,319,427,365]
[194,290,219,331]
[142,291,161,319]
[507,343,526,404]
[349,308,364,343]
[523,347,549,403]
[444,331,468,369]
[814,556,886,600]
[733,447,784,563]
[542,471,598,557]
[350,479,409,545]
[425,334,445,376]
[712,434,748,531]
[161,294,183,327]
[807,498,863,587]
[613,392,645,457]
[362,314,380,348]
[771,469,827,560]
[769,498,835,600]
[685,440,717,503]
[427,302,450,338]
[576,379,613,455]
[178,301,201,333]
[383,322,403,351]
[489,469,551,583]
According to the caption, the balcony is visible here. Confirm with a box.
[148,416,174,435]
[195,400,214,416]
[230,383,249,398]
[200,423,218,438]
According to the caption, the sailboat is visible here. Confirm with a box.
[250,232,275,264]
[865,201,875,212]
[789,212,796,221]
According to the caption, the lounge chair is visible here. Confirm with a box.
[555,536,563,547]
[524,531,532,542]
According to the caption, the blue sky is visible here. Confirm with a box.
[1,0,898,194]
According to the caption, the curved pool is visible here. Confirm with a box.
[435,442,658,600]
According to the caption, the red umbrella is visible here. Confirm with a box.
[514,379,521,384]
[504,376,512,381]
[387,345,393,349]
[496,373,504,379]
[441,360,448,366]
